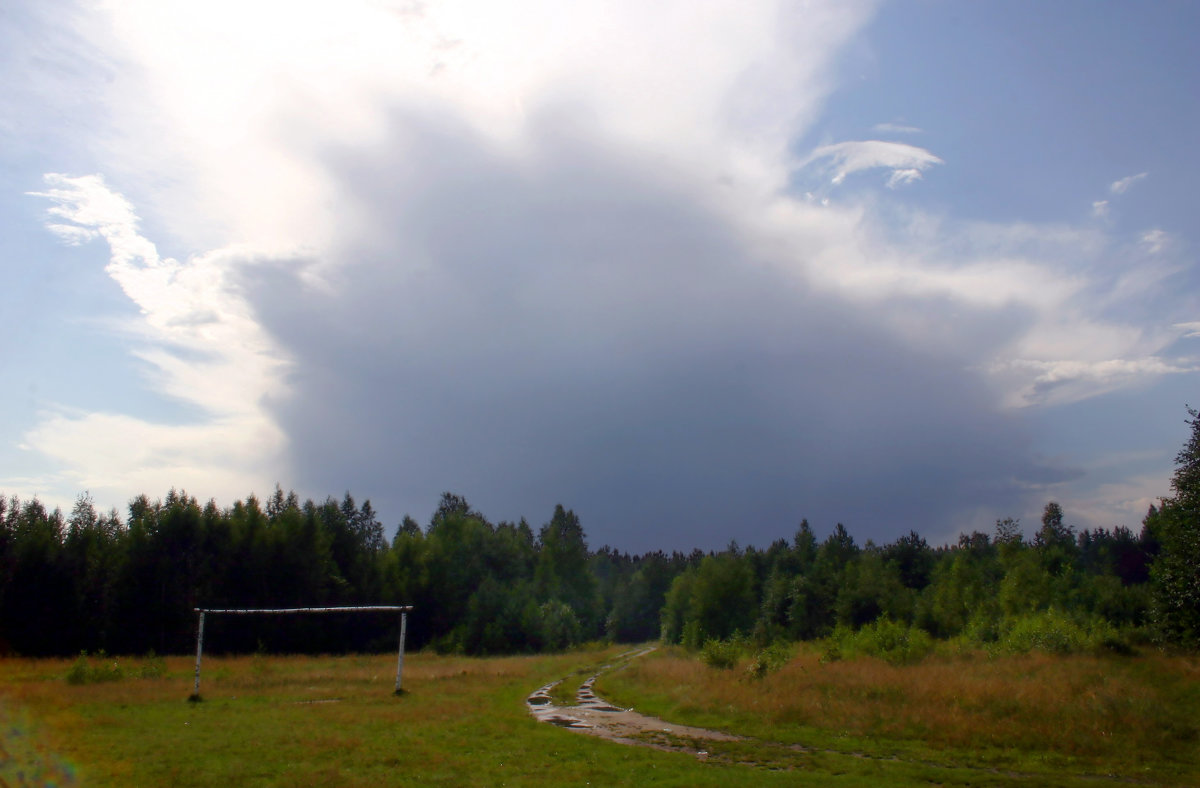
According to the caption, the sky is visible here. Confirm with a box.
[1,0,1197,552]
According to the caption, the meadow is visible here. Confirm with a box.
[0,644,1196,786]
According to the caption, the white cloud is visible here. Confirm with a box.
[799,140,943,188]
[1110,171,1148,195]
[886,168,924,188]
[1091,199,1109,218]
[1176,322,1200,339]
[63,0,877,254]
[1140,228,1170,254]
[990,356,1198,408]
[21,174,290,504]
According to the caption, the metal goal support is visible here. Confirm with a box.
[189,605,414,701]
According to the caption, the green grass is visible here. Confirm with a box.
[0,645,1196,786]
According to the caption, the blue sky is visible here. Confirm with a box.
[1,0,1196,551]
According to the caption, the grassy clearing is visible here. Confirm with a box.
[1,645,1196,786]
[0,646,875,787]
[599,644,1200,785]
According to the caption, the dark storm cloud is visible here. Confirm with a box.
[241,106,1063,552]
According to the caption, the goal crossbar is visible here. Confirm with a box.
[190,605,414,700]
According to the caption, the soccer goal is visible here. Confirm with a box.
[189,605,414,701]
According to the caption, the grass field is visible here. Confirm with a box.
[0,644,1196,786]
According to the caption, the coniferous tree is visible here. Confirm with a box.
[1148,407,1200,646]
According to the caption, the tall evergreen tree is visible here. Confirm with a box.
[1148,406,1200,646]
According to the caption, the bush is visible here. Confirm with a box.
[1000,609,1089,654]
[993,609,1134,656]
[701,636,746,670]
[66,651,124,685]
[746,641,792,679]
[828,619,934,665]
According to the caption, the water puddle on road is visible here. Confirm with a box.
[525,647,741,758]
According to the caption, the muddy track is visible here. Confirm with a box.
[525,649,1155,781]
[525,647,737,760]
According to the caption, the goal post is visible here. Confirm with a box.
[189,605,414,701]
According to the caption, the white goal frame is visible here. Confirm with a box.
[190,605,414,700]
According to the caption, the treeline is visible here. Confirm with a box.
[0,487,686,656]
[0,489,1180,657]
[1,410,1197,656]
[661,509,1157,654]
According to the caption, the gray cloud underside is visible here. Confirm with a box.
[240,107,1066,551]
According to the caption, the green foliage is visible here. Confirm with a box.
[835,550,911,628]
[700,636,746,670]
[745,640,792,679]
[828,618,934,665]
[1148,407,1200,647]
[993,609,1124,656]
[661,553,757,649]
[537,599,582,651]
[65,650,124,684]
[65,650,167,684]
[0,461,1185,664]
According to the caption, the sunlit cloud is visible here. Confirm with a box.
[23,173,290,505]
[799,139,943,187]
[1110,171,1148,195]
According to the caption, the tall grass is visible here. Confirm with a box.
[600,644,1200,783]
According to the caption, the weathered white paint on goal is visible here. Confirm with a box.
[190,605,414,700]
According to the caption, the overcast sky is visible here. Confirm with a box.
[1,0,1197,551]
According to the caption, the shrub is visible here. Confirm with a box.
[1000,609,1089,654]
[994,609,1134,656]
[701,637,745,670]
[746,641,792,679]
[65,651,124,685]
[827,619,934,665]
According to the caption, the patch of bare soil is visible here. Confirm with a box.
[526,648,739,760]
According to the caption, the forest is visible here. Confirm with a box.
[1,410,1198,658]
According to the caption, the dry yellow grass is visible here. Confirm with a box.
[600,645,1200,779]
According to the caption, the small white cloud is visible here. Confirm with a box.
[886,168,923,188]
[872,122,922,134]
[1091,200,1109,218]
[1175,322,1200,339]
[1140,228,1169,254]
[1110,172,1148,195]
[800,140,942,189]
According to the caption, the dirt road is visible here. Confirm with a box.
[525,647,740,760]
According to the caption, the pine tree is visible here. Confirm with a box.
[1149,407,1200,646]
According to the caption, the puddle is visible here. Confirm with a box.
[526,647,741,756]
[544,715,592,729]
